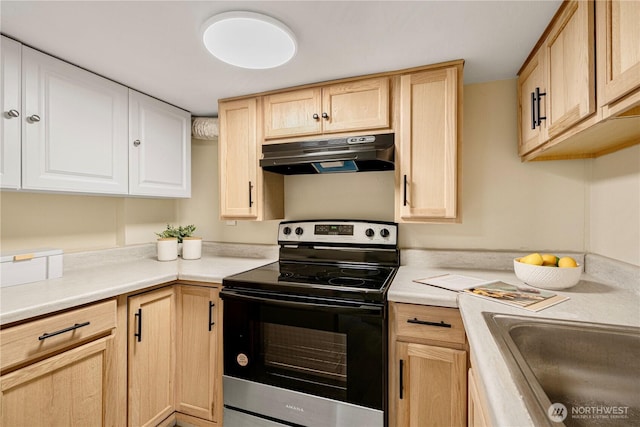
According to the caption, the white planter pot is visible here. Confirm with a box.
[182,237,202,260]
[157,238,178,261]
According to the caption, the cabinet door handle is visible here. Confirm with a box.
[208,301,215,332]
[28,114,41,123]
[403,175,408,206]
[399,359,404,399]
[248,181,254,207]
[134,308,142,342]
[312,113,319,120]
[133,139,141,147]
[7,109,20,118]
[530,91,536,130]
[38,321,90,341]
[407,317,452,328]
[321,112,329,120]
[535,87,546,127]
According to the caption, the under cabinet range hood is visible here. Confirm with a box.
[260,133,394,175]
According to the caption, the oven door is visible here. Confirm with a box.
[221,288,386,425]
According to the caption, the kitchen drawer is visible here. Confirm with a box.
[392,303,466,346]
[0,299,116,372]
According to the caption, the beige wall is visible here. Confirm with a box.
[2,78,638,267]
[587,144,640,266]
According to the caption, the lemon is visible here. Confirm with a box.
[541,254,559,267]
[520,253,543,266]
[558,256,578,268]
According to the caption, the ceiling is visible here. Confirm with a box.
[1,1,562,117]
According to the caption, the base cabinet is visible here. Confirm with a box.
[175,285,222,424]
[0,299,118,427]
[128,286,176,427]
[389,303,468,427]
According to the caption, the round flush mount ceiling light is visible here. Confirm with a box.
[202,11,297,69]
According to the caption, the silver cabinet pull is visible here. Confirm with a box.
[28,114,41,123]
[321,112,329,119]
[7,109,20,118]
[133,139,141,147]
[312,113,319,120]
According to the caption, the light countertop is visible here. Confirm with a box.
[1,247,275,325]
[389,260,640,427]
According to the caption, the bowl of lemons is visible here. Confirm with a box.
[514,253,582,290]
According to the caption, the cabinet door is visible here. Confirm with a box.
[219,98,259,219]
[21,46,128,194]
[596,0,640,107]
[263,88,322,139]
[395,342,467,427]
[468,368,492,427]
[1,337,113,427]
[176,285,221,423]
[1,36,21,189]
[128,287,175,427]
[129,90,191,198]
[322,77,390,134]
[398,67,459,221]
[518,51,547,155]
[545,0,595,138]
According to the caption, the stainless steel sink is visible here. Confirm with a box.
[483,312,640,426]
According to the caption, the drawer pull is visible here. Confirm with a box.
[407,318,451,328]
[38,321,90,341]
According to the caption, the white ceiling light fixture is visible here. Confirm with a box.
[202,11,297,69]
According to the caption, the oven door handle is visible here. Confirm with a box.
[221,289,383,315]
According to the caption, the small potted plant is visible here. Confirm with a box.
[155,224,201,260]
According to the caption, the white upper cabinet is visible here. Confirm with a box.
[1,36,22,189]
[21,46,129,194]
[128,90,191,198]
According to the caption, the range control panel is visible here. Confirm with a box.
[278,220,397,246]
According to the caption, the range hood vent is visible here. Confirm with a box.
[260,133,394,175]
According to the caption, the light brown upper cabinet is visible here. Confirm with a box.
[218,97,284,221]
[518,0,640,161]
[397,64,462,222]
[596,0,640,116]
[263,77,390,140]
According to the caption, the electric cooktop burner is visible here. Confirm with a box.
[278,262,394,291]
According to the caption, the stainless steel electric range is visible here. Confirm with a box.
[221,220,399,427]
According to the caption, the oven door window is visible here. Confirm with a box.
[223,291,384,410]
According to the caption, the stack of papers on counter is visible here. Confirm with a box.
[414,274,569,312]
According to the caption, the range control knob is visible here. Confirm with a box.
[380,228,390,238]
[295,227,304,236]
[365,228,375,238]
[282,226,292,235]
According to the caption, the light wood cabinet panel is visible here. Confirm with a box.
[389,302,468,427]
[322,77,390,133]
[129,90,191,198]
[596,0,640,109]
[175,285,222,424]
[263,88,322,138]
[468,368,492,427]
[0,299,116,372]
[1,337,114,427]
[21,45,129,194]
[263,77,389,140]
[397,66,460,221]
[128,287,176,427]
[394,342,467,427]
[517,51,547,156]
[1,36,21,189]
[219,97,284,220]
[544,0,595,138]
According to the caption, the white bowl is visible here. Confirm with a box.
[513,258,582,290]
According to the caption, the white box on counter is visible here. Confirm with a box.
[0,248,63,288]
